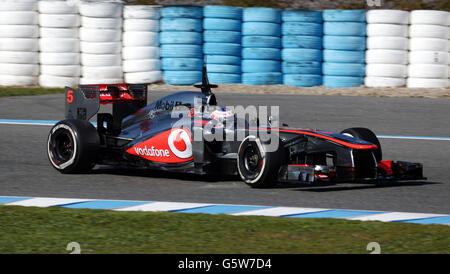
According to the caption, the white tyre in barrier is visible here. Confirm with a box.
[82,66,123,78]
[122,46,160,60]
[80,41,121,54]
[123,19,160,32]
[0,63,39,76]
[39,75,79,88]
[367,37,408,50]
[366,49,408,64]
[0,11,37,25]
[124,71,162,84]
[79,77,123,85]
[79,1,123,18]
[123,59,161,73]
[0,51,38,64]
[0,75,36,86]
[123,5,161,19]
[79,28,121,42]
[409,24,449,39]
[0,38,38,51]
[410,10,449,26]
[0,25,39,38]
[366,9,409,24]
[39,52,80,65]
[40,27,78,38]
[409,38,449,51]
[364,76,406,87]
[81,54,121,67]
[39,38,79,53]
[409,51,449,65]
[366,24,408,37]
[0,1,37,12]
[123,31,159,47]
[39,14,80,28]
[407,78,448,88]
[40,65,81,77]
[81,17,123,29]
[366,64,407,78]
[38,1,78,14]
[408,64,448,79]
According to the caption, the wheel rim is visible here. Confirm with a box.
[49,128,74,165]
[240,142,263,180]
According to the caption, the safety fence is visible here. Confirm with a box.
[0,1,448,88]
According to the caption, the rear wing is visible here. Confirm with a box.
[65,84,147,131]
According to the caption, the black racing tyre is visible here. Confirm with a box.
[237,135,284,188]
[47,119,100,173]
[341,127,382,162]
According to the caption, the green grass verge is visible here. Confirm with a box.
[0,87,64,97]
[0,205,448,254]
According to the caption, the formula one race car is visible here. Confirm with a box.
[47,67,425,188]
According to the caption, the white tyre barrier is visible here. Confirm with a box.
[38,1,78,14]
[79,2,123,18]
[0,63,39,76]
[81,17,123,29]
[366,24,408,37]
[79,78,123,85]
[39,75,79,87]
[0,75,36,86]
[82,66,123,79]
[366,10,409,24]
[79,28,121,42]
[81,54,121,67]
[39,14,80,28]
[123,5,161,20]
[80,42,121,54]
[410,10,449,26]
[39,52,80,65]
[123,19,160,32]
[408,64,448,79]
[123,31,159,47]
[39,38,79,53]
[0,1,37,12]
[123,59,161,73]
[366,49,408,64]
[367,37,408,50]
[40,65,81,77]
[409,51,449,65]
[407,78,448,88]
[122,46,160,60]
[409,38,449,51]
[40,27,78,38]
[364,76,406,87]
[0,51,38,64]
[0,11,38,25]
[409,24,449,39]
[366,64,407,78]
[124,71,162,84]
[0,38,38,51]
[0,25,38,38]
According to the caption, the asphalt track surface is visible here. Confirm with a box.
[0,91,449,214]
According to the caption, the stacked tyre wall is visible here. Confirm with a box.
[203,5,242,84]
[322,10,367,88]
[281,9,323,87]
[79,1,123,85]
[241,7,282,85]
[0,1,39,86]
[160,6,203,85]
[123,5,161,84]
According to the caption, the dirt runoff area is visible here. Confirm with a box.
[148,83,450,98]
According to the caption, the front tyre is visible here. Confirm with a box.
[341,127,382,162]
[237,135,284,188]
[47,119,100,173]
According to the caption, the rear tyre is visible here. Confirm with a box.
[237,135,284,188]
[341,127,382,162]
[47,119,100,173]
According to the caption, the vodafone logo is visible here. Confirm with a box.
[168,128,192,159]
[134,146,170,158]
